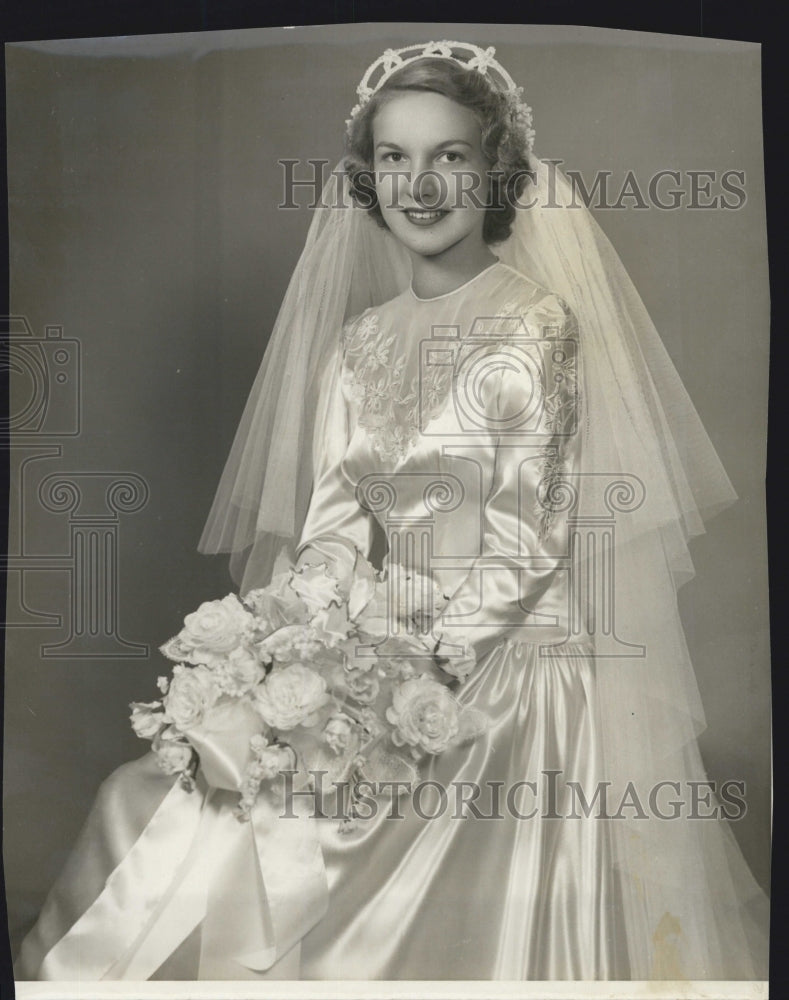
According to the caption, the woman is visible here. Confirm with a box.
[17,41,768,982]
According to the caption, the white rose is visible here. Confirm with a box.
[344,669,380,706]
[153,729,194,775]
[240,589,274,632]
[163,664,220,730]
[386,675,460,755]
[180,595,253,655]
[250,742,295,781]
[129,701,165,739]
[253,663,330,730]
[377,659,416,681]
[221,646,266,696]
[159,634,197,664]
[323,714,356,755]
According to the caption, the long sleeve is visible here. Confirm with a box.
[434,293,581,665]
[295,342,374,577]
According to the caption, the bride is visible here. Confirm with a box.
[16,40,769,982]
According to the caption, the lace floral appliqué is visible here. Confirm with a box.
[342,311,452,462]
[532,303,581,542]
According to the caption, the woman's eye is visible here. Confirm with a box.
[437,151,465,163]
[380,151,405,163]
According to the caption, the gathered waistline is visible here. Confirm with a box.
[500,636,595,658]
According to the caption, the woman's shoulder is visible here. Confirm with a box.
[340,290,412,351]
[343,289,409,327]
[342,305,379,339]
[487,267,581,422]
[494,263,578,338]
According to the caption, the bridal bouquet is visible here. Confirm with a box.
[130,553,486,822]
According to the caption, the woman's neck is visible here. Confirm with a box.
[409,241,498,300]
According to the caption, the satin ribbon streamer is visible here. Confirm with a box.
[37,706,328,981]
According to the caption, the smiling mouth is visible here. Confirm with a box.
[403,209,449,226]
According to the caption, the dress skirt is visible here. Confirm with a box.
[17,640,628,981]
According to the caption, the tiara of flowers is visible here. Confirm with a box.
[346,40,535,152]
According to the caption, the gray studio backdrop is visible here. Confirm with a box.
[3,24,770,954]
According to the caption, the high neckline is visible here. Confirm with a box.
[409,260,502,302]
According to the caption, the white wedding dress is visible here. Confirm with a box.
[16,261,768,981]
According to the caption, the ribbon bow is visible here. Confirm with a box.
[37,703,328,980]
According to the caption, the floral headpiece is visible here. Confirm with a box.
[346,40,535,152]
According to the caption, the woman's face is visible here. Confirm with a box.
[371,91,491,259]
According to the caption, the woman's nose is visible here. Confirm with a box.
[411,168,442,208]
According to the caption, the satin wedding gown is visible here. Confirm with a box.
[15,261,761,981]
